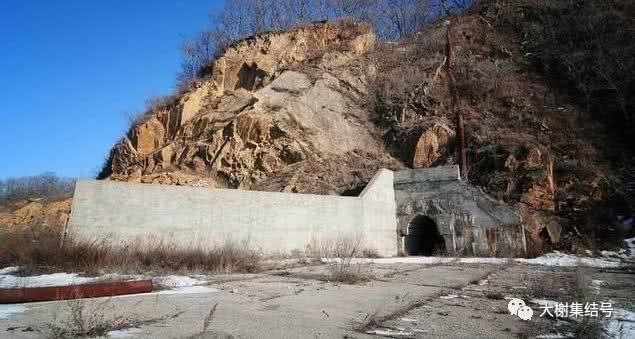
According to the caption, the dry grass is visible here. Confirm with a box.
[320,238,371,284]
[0,227,261,274]
[41,298,138,338]
[40,296,188,338]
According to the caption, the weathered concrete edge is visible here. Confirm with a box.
[393,165,461,184]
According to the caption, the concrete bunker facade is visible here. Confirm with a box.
[68,166,526,257]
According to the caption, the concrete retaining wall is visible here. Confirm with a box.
[68,169,398,256]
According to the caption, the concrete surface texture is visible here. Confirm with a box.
[0,262,509,338]
[68,169,397,256]
[3,260,631,338]
[68,165,524,257]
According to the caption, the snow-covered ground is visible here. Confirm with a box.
[0,272,97,289]
[154,275,207,288]
[151,275,218,295]
[330,251,627,268]
[606,308,635,339]
[0,304,27,320]
[515,252,623,268]
[107,327,143,338]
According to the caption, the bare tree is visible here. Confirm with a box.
[385,0,432,39]
[176,0,475,85]
[0,173,75,202]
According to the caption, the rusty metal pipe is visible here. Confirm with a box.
[0,280,153,304]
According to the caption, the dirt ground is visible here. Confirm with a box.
[1,260,633,338]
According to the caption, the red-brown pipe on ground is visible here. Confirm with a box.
[0,280,153,304]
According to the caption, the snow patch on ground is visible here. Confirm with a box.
[0,266,20,275]
[0,272,96,288]
[535,333,573,338]
[461,257,511,265]
[440,294,459,299]
[0,304,28,320]
[591,279,605,291]
[347,252,623,268]
[107,327,143,338]
[516,251,622,268]
[350,257,457,265]
[153,285,219,295]
[366,329,413,337]
[154,275,207,289]
[605,308,635,339]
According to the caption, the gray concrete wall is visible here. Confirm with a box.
[394,165,461,184]
[394,165,525,257]
[68,170,398,256]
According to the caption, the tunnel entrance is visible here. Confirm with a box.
[406,215,445,256]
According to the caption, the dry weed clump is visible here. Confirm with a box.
[0,227,261,274]
[41,298,138,338]
[320,237,371,284]
[40,296,188,339]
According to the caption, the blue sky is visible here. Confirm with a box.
[0,0,222,179]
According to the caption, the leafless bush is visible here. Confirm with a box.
[361,247,381,258]
[320,237,371,284]
[0,227,261,274]
[145,94,178,113]
[41,298,136,338]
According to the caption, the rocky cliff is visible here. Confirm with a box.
[99,21,400,194]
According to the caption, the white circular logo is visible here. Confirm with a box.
[517,305,534,320]
[507,298,526,315]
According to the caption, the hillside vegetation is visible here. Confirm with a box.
[368,0,634,253]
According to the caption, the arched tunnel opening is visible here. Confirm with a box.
[406,215,446,256]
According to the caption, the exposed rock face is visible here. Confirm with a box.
[0,198,71,229]
[413,123,454,169]
[470,144,558,253]
[100,21,397,193]
[206,21,374,97]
